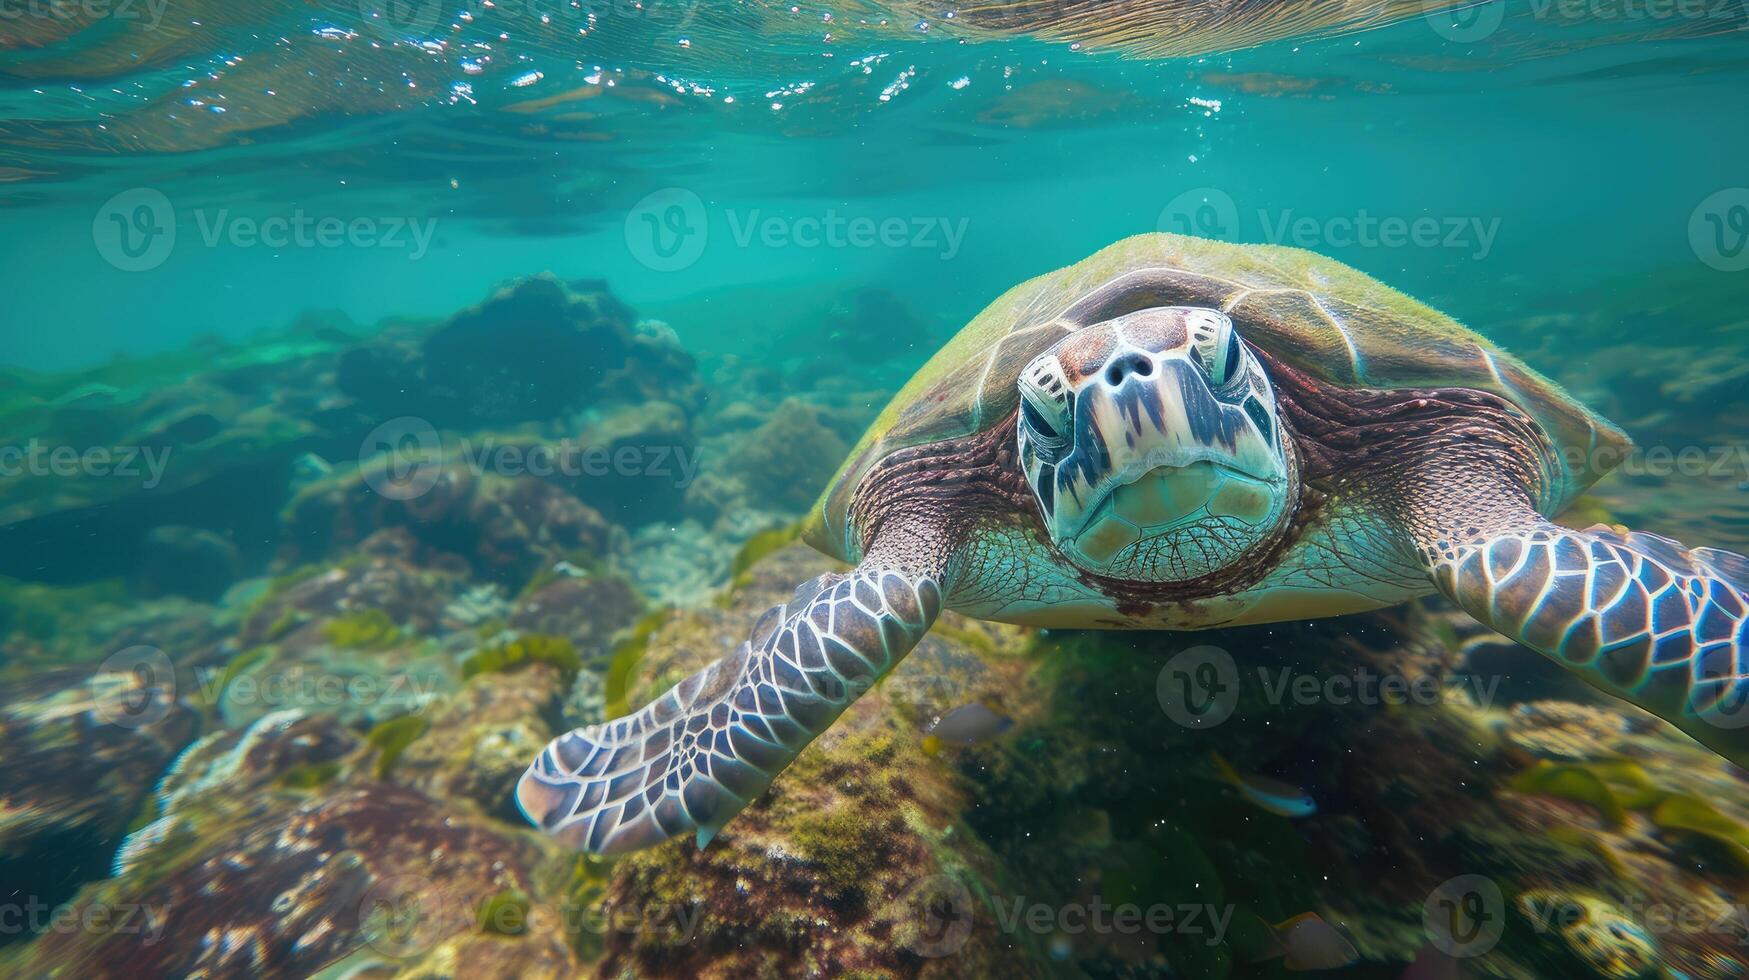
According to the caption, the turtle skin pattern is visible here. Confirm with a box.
[1429,522,1749,760]
[517,565,943,854]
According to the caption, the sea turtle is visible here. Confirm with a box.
[518,233,1749,855]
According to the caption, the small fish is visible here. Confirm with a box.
[922,701,1013,754]
[1211,752,1317,818]
[1263,912,1359,971]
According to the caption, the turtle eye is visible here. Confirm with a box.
[1021,399,1061,440]
[1188,310,1243,388]
[1018,355,1072,451]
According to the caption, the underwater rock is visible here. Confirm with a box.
[821,286,937,365]
[336,275,703,427]
[235,556,459,650]
[0,317,368,587]
[622,519,732,608]
[510,572,642,661]
[0,664,197,940]
[280,466,617,588]
[1504,700,1640,761]
[565,399,698,526]
[6,780,577,978]
[134,524,241,601]
[2,699,585,978]
[1516,891,1661,979]
[729,397,850,510]
[389,662,565,816]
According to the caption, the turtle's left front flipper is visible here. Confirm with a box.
[1415,504,1749,766]
[516,523,949,855]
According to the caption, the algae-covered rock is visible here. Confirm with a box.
[510,574,642,659]
[2,699,584,978]
[280,465,617,588]
[390,663,565,813]
[731,397,850,510]
[335,275,703,428]
[0,662,197,937]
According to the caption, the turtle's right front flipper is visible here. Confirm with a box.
[1415,503,1749,767]
[516,537,946,855]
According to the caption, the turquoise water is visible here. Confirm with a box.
[6,3,1749,978]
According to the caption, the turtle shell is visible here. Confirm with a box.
[804,232,1630,562]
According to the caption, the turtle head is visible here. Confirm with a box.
[1016,306,1295,582]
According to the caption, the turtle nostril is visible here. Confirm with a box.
[1104,354,1153,387]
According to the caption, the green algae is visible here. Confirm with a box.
[603,609,676,717]
[366,714,428,779]
[262,606,304,642]
[477,888,531,935]
[462,633,580,684]
[1649,794,1749,873]
[323,609,403,650]
[719,524,804,602]
[791,805,884,883]
[207,646,274,716]
[1511,763,1629,829]
[276,760,341,789]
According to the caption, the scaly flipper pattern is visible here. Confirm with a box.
[1423,520,1749,765]
[516,561,943,854]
